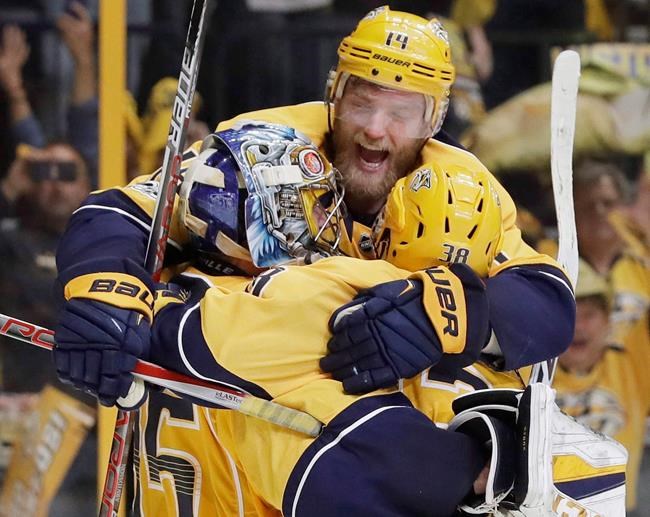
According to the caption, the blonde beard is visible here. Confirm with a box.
[333,135,424,213]
[339,161,401,210]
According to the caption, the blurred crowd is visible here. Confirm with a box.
[0,0,648,515]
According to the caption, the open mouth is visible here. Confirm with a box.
[356,144,389,171]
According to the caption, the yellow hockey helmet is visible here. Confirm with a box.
[373,163,503,277]
[329,6,456,135]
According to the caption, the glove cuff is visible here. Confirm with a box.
[409,266,469,354]
[64,273,154,322]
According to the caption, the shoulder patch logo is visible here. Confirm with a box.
[410,168,432,192]
[128,181,159,200]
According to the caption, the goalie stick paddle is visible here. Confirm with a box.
[0,313,323,431]
[529,49,581,386]
[101,1,213,515]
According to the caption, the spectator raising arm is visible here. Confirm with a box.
[58,1,99,186]
[58,2,96,106]
[0,25,45,148]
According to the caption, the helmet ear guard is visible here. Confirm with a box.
[373,163,503,277]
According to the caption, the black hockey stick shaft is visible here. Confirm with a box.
[100,1,213,516]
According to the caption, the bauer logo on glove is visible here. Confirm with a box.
[425,266,460,337]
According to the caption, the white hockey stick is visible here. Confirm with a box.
[529,50,581,385]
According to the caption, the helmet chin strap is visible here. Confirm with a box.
[215,231,252,261]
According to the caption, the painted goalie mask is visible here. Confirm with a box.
[179,121,345,268]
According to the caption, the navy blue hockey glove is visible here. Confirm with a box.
[54,268,156,409]
[54,299,150,409]
[320,263,490,394]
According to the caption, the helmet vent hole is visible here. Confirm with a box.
[447,191,453,204]
[371,68,379,76]
[486,242,492,255]
[392,250,397,257]
[444,217,450,233]
[477,199,484,212]
[412,63,436,78]
[259,145,269,154]
[395,75,402,82]
[417,222,424,238]
[467,225,477,239]
[350,46,372,60]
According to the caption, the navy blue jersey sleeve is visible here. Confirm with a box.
[55,184,189,297]
[55,146,199,292]
[283,393,484,517]
[149,275,273,403]
[55,189,158,295]
[485,263,575,370]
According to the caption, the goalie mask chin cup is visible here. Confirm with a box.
[180,121,345,268]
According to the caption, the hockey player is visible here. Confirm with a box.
[142,128,504,516]
[215,6,575,378]
[52,6,576,515]
[143,129,626,516]
[54,123,492,515]
[55,123,625,516]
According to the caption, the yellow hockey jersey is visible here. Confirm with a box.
[57,103,572,516]
[154,257,532,511]
[607,250,650,351]
[216,101,563,280]
[133,273,278,516]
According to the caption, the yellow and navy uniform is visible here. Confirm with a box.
[55,103,574,516]
[403,363,527,428]
[55,153,271,516]
[133,390,274,517]
[554,342,650,510]
[149,251,572,514]
[218,103,575,369]
[151,259,495,514]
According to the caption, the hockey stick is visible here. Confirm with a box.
[100,1,213,515]
[528,49,581,386]
[0,313,323,431]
